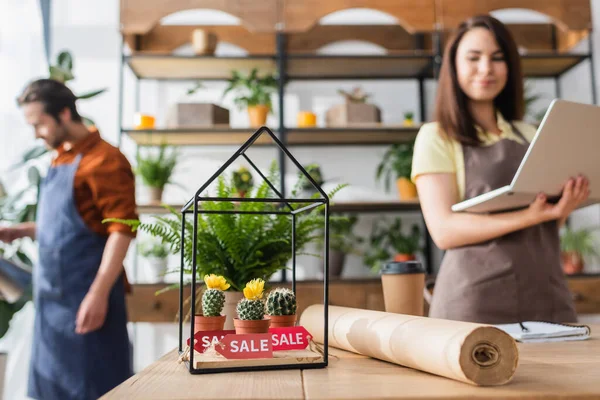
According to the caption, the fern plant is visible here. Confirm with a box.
[135,144,178,190]
[106,161,346,292]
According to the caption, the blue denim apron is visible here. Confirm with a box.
[28,154,132,400]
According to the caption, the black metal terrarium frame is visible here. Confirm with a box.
[177,126,329,374]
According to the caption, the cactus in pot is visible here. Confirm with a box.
[266,288,297,327]
[234,278,270,334]
[194,274,230,333]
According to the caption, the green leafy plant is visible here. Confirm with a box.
[222,68,278,111]
[266,287,297,316]
[232,167,254,196]
[363,217,421,271]
[560,227,599,259]
[298,164,325,192]
[139,241,169,259]
[403,111,414,120]
[186,81,205,96]
[135,144,178,190]
[49,50,107,126]
[376,140,415,192]
[338,87,370,103]
[104,161,347,292]
[330,214,364,255]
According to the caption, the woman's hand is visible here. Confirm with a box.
[528,176,590,224]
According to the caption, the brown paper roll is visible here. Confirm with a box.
[300,305,519,386]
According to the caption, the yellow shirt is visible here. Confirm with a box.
[411,113,537,201]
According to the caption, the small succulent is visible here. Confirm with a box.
[266,288,297,316]
[232,167,254,196]
[202,274,230,317]
[237,278,266,320]
[338,87,370,103]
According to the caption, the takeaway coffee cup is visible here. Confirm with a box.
[381,261,425,316]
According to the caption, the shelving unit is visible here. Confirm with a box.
[118,0,596,276]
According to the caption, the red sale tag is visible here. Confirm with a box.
[269,326,312,351]
[215,333,273,359]
[186,330,235,353]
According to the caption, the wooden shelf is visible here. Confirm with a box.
[125,54,276,80]
[123,126,420,146]
[521,53,591,78]
[286,54,434,79]
[137,201,421,215]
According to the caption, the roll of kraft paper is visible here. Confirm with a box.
[300,305,519,386]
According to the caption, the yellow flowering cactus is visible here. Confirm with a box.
[202,274,230,317]
[237,279,266,320]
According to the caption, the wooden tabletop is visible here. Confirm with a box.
[103,325,600,399]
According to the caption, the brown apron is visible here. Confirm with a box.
[429,124,577,324]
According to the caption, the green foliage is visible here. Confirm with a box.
[330,214,364,254]
[139,241,169,259]
[403,111,414,120]
[49,50,107,126]
[186,81,205,96]
[560,227,600,259]
[202,289,225,317]
[376,140,415,191]
[237,298,265,320]
[363,218,421,271]
[297,164,324,192]
[266,288,297,316]
[104,161,347,292]
[232,167,254,194]
[223,68,278,111]
[135,144,178,189]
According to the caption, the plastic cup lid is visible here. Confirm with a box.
[381,260,424,275]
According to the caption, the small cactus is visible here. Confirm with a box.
[266,288,297,316]
[237,278,266,321]
[201,274,230,317]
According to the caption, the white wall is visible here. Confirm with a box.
[2,1,600,376]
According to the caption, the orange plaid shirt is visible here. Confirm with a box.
[53,128,138,237]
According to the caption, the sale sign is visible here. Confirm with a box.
[270,326,312,351]
[187,330,235,353]
[215,333,273,359]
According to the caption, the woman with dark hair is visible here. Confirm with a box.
[412,15,589,324]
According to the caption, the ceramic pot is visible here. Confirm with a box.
[396,177,417,200]
[146,257,167,282]
[248,105,269,127]
[234,318,271,334]
[223,291,244,330]
[394,253,416,262]
[561,251,584,275]
[148,187,163,204]
[191,29,218,55]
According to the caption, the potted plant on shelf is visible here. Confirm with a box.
[105,162,347,329]
[139,240,169,283]
[235,278,270,334]
[403,112,414,127]
[265,288,297,328]
[560,227,599,275]
[364,217,421,271]
[195,274,230,333]
[232,166,254,198]
[326,86,381,127]
[327,214,364,278]
[222,68,278,127]
[376,140,417,200]
[135,143,179,204]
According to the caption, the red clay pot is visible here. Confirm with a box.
[194,314,226,334]
[233,318,271,334]
[267,314,297,328]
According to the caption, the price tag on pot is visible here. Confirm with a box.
[270,326,312,351]
[187,330,235,353]
[215,333,273,359]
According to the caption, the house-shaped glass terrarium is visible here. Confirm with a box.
[178,126,330,374]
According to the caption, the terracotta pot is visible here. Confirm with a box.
[297,111,317,127]
[223,291,244,330]
[247,105,269,127]
[561,251,584,275]
[191,29,218,55]
[267,314,296,328]
[394,253,416,262]
[148,187,163,204]
[234,318,271,334]
[396,177,417,200]
[194,314,226,334]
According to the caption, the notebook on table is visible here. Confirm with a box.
[494,321,591,343]
[452,99,600,213]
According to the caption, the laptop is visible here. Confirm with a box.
[452,99,600,213]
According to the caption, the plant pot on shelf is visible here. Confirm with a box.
[191,29,218,55]
[320,250,346,278]
[147,187,164,204]
[561,251,584,275]
[194,314,226,334]
[146,257,167,283]
[223,291,244,330]
[396,177,417,200]
[267,314,296,328]
[233,318,271,334]
[247,105,269,127]
[394,253,416,262]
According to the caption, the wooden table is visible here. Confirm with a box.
[103,325,600,399]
